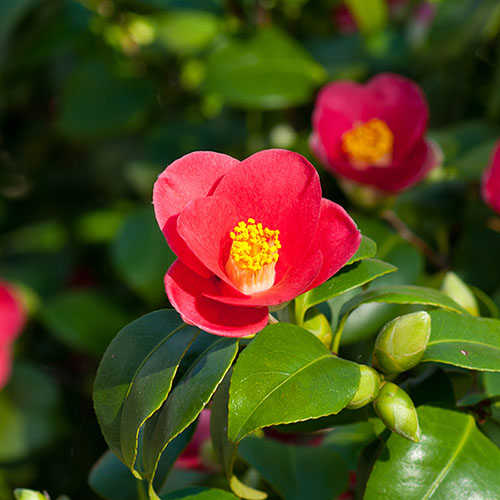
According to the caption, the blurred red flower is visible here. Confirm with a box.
[153,149,360,336]
[310,73,440,193]
[0,280,26,389]
[175,409,212,471]
[482,140,500,214]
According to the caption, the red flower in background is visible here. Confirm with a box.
[482,140,500,214]
[176,409,212,471]
[153,149,360,337]
[0,280,26,389]
[310,73,440,193]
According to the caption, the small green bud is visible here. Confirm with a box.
[14,490,48,500]
[347,365,381,410]
[372,311,431,374]
[303,307,333,349]
[441,272,479,316]
[373,382,421,442]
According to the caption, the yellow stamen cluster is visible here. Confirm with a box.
[225,218,281,295]
[341,118,394,169]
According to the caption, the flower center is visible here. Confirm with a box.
[225,218,281,295]
[341,118,394,170]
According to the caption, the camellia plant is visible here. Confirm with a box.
[5,2,500,500]
[88,144,500,500]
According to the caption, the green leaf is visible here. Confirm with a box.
[0,363,63,462]
[346,235,377,265]
[344,0,388,34]
[228,324,360,443]
[340,285,468,318]
[295,259,397,325]
[239,436,349,500]
[57,61,153,139]
[93,310,199,473]
[153,10,219,54]
[421,310,500,371]
[364,406,500,499]
[111,207,176,304]
[141,336,239,483]
[161,488,239,500]
[41,290,131,356]
[204,27,325,109]
[89,450,145,500]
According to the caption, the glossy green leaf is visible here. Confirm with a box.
[239,436,349,500]
[228,324,360,443]
[341,285,468,318]
[346,235,377,265]
[295,259,396,325]
[111,206,176,304]
[161,488,239,500]
[142,336,239,483]
[41,290,131,356]
[93,310,199,472]
[204,27,325,109]
[421,310,500,371]
[365,406,500,499]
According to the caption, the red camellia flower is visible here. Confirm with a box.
[482,140,500,214]
[153,149,360,337]
[310,73,440,193]
[0,280,26,389]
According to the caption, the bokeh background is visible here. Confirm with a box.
[1,0,500,498]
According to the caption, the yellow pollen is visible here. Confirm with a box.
[341,118,394,169]
[225,218,280,295]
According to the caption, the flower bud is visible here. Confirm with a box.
[347,365,381,410]
[373,382,421,442]
[14,490,47,500]
[372,311,431,374]
[441,272,479,316]
[303,307,333,349]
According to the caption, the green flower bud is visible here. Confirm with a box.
[303,307,333,349]
[347,365,381,410]
[14,490,48,500]
[372,311,431,374]
[373,382,421,442]
[441,272,479,316]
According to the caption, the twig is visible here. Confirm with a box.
[381,209,449,270]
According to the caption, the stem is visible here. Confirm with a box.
[331,313,348,354]
[381,209,449,270]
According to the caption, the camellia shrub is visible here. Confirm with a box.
[3,1,500,500]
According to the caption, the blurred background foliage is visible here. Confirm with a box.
[1,0,500,498]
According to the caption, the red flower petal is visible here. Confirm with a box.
[153,151,239,276]
[165,260,269,337]
[323,138,438,193]
[305,199,361,290]
[177,196,238,285]
[0,281,26,344]
[366,74,428,158]
[201,250,324,306]
[213,149,322,268]
[482,140,500,214]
